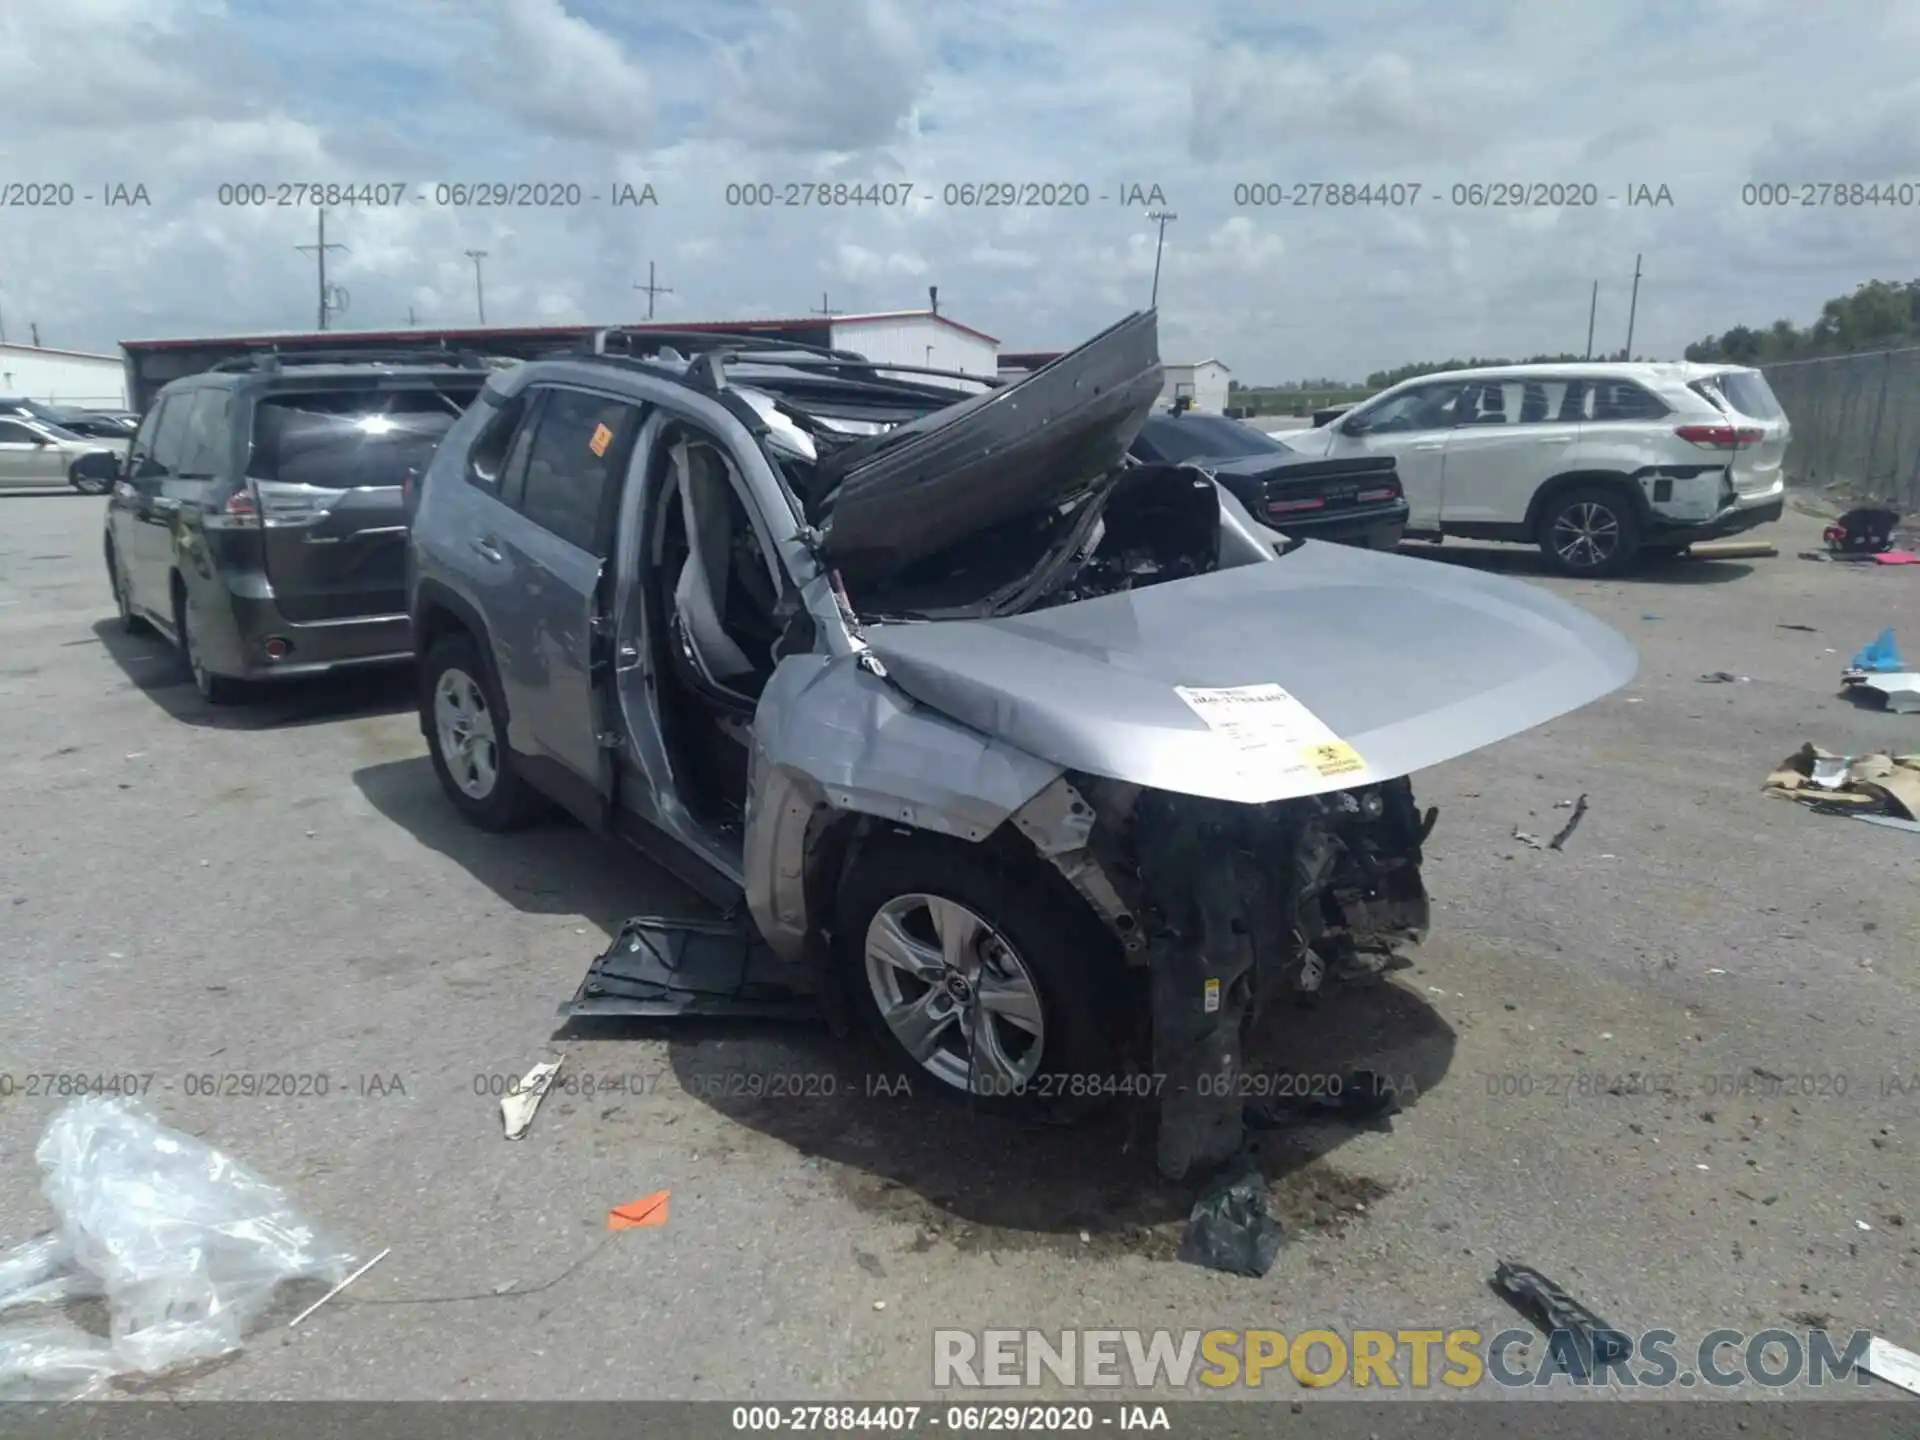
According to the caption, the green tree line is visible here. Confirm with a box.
[1684,279,1920,364]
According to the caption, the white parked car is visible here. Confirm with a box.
[0,412,125,493]
[1281,362,1790,575]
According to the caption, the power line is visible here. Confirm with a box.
[634,260,672,320]
[465,250,488,325]
[295,210,349,331]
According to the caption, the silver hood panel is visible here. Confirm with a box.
[862,541,1637,803]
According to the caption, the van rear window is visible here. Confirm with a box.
[249,386,481,488]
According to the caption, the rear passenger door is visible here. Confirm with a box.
[489,385,646,823]
[1439,377,1583,524]
[0,419,50,487]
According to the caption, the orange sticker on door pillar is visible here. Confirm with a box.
[589,422,614,457]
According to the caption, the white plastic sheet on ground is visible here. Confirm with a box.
[0,1096,355,1399]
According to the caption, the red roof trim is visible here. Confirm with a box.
[121,311,1002,349]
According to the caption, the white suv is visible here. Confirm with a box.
[1280,362,1790,575]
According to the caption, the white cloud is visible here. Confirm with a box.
[2,0,1919,381]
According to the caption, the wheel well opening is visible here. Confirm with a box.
[416,602,472,654]
[1527,472,1642,537]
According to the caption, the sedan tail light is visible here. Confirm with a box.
[1675,424,1763,450]
[1354,485,1400,504]
[1269,496,1327,515]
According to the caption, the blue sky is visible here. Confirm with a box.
[3,0,1919,380]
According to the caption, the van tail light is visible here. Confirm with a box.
[1675,424,1763,450]
[204,486,260,531]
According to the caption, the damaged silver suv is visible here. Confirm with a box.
[406,313,1635,1178]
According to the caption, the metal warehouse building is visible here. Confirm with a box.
[0,341,130,408]
[121,307,1000,412]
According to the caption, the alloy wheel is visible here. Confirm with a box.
[434,667,499,800]
[863,893,1046,1093]
[1550,501,1620,570]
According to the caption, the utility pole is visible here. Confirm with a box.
[406,304,419,326]
[1147,210,1177,309]
[633,260,672,321]
[1623,252,1643,360]
[296,210,349,331]
[1585,280,1598,360]
[29,322,39,347]
[812,292,840,317]
[465,249,488,325]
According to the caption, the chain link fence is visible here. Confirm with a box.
[1761,346,1920,510]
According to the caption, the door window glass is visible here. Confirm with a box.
[516,389,644,553]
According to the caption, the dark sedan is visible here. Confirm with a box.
[1129,412,1408,550]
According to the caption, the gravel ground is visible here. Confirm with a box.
[1,491,1917,1413]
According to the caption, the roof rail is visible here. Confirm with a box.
[206,347,491,374]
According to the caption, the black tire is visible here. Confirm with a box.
[835,833,1127,1120]
[175,584,251,705]
[1538,484,1641,577]
[103,540,147,635]
[420,632,543,831]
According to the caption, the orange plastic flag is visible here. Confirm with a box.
[607,1190,671,1230]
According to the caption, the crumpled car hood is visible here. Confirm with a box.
[813,311,1163,587]
[861,540,1637,803]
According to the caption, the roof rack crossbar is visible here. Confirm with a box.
[582,328,867,362]
[206,347,490,373]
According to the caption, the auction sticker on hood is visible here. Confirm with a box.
[1175,683,1366,781]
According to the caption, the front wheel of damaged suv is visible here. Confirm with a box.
[836,835,1127,1119]
[421,634,543,831]
[1538,484,1641,577]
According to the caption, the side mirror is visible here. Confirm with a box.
[33,437,53,448]
[1339,414,1370,436]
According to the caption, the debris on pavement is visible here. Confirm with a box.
[1549,794,1589,850]
[607,1190,671,1231]
[0,1097,355,1400]
[1764,744,1920,820]
[1872,550,1920,565]
[1824,507,1901,556]
[1777,623,1819,633]
[288,1246,391,1328]
[1698,671,1749,684]
[1512,826,1546,849]
[1846,672,1920,713]
[1849,628,1905,673]
[1864,1335,1920,1397]
[1176,1159,1282,1278]
[500,1056,565,1140]
[1856,814,1920,835]
[1688,539,1777,560]
[1490,1261,1632,1377]
[1244,1067,1405,1132]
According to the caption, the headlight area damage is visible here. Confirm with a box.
[1011,772,1435,1179]
[564,308,1637,1183]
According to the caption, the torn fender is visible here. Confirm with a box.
[744,652,1062,963]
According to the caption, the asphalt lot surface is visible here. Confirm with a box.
[2,490,1918,1410]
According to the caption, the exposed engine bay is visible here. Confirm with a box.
[1013,769,1435,1177]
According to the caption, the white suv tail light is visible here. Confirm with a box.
[1674,424,1763,451]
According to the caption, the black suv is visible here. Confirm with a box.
[103,350,490,703]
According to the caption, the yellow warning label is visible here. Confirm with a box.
[1203,978,1221,1013]
[589,422,614,457]
[1301,740,1365,777]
